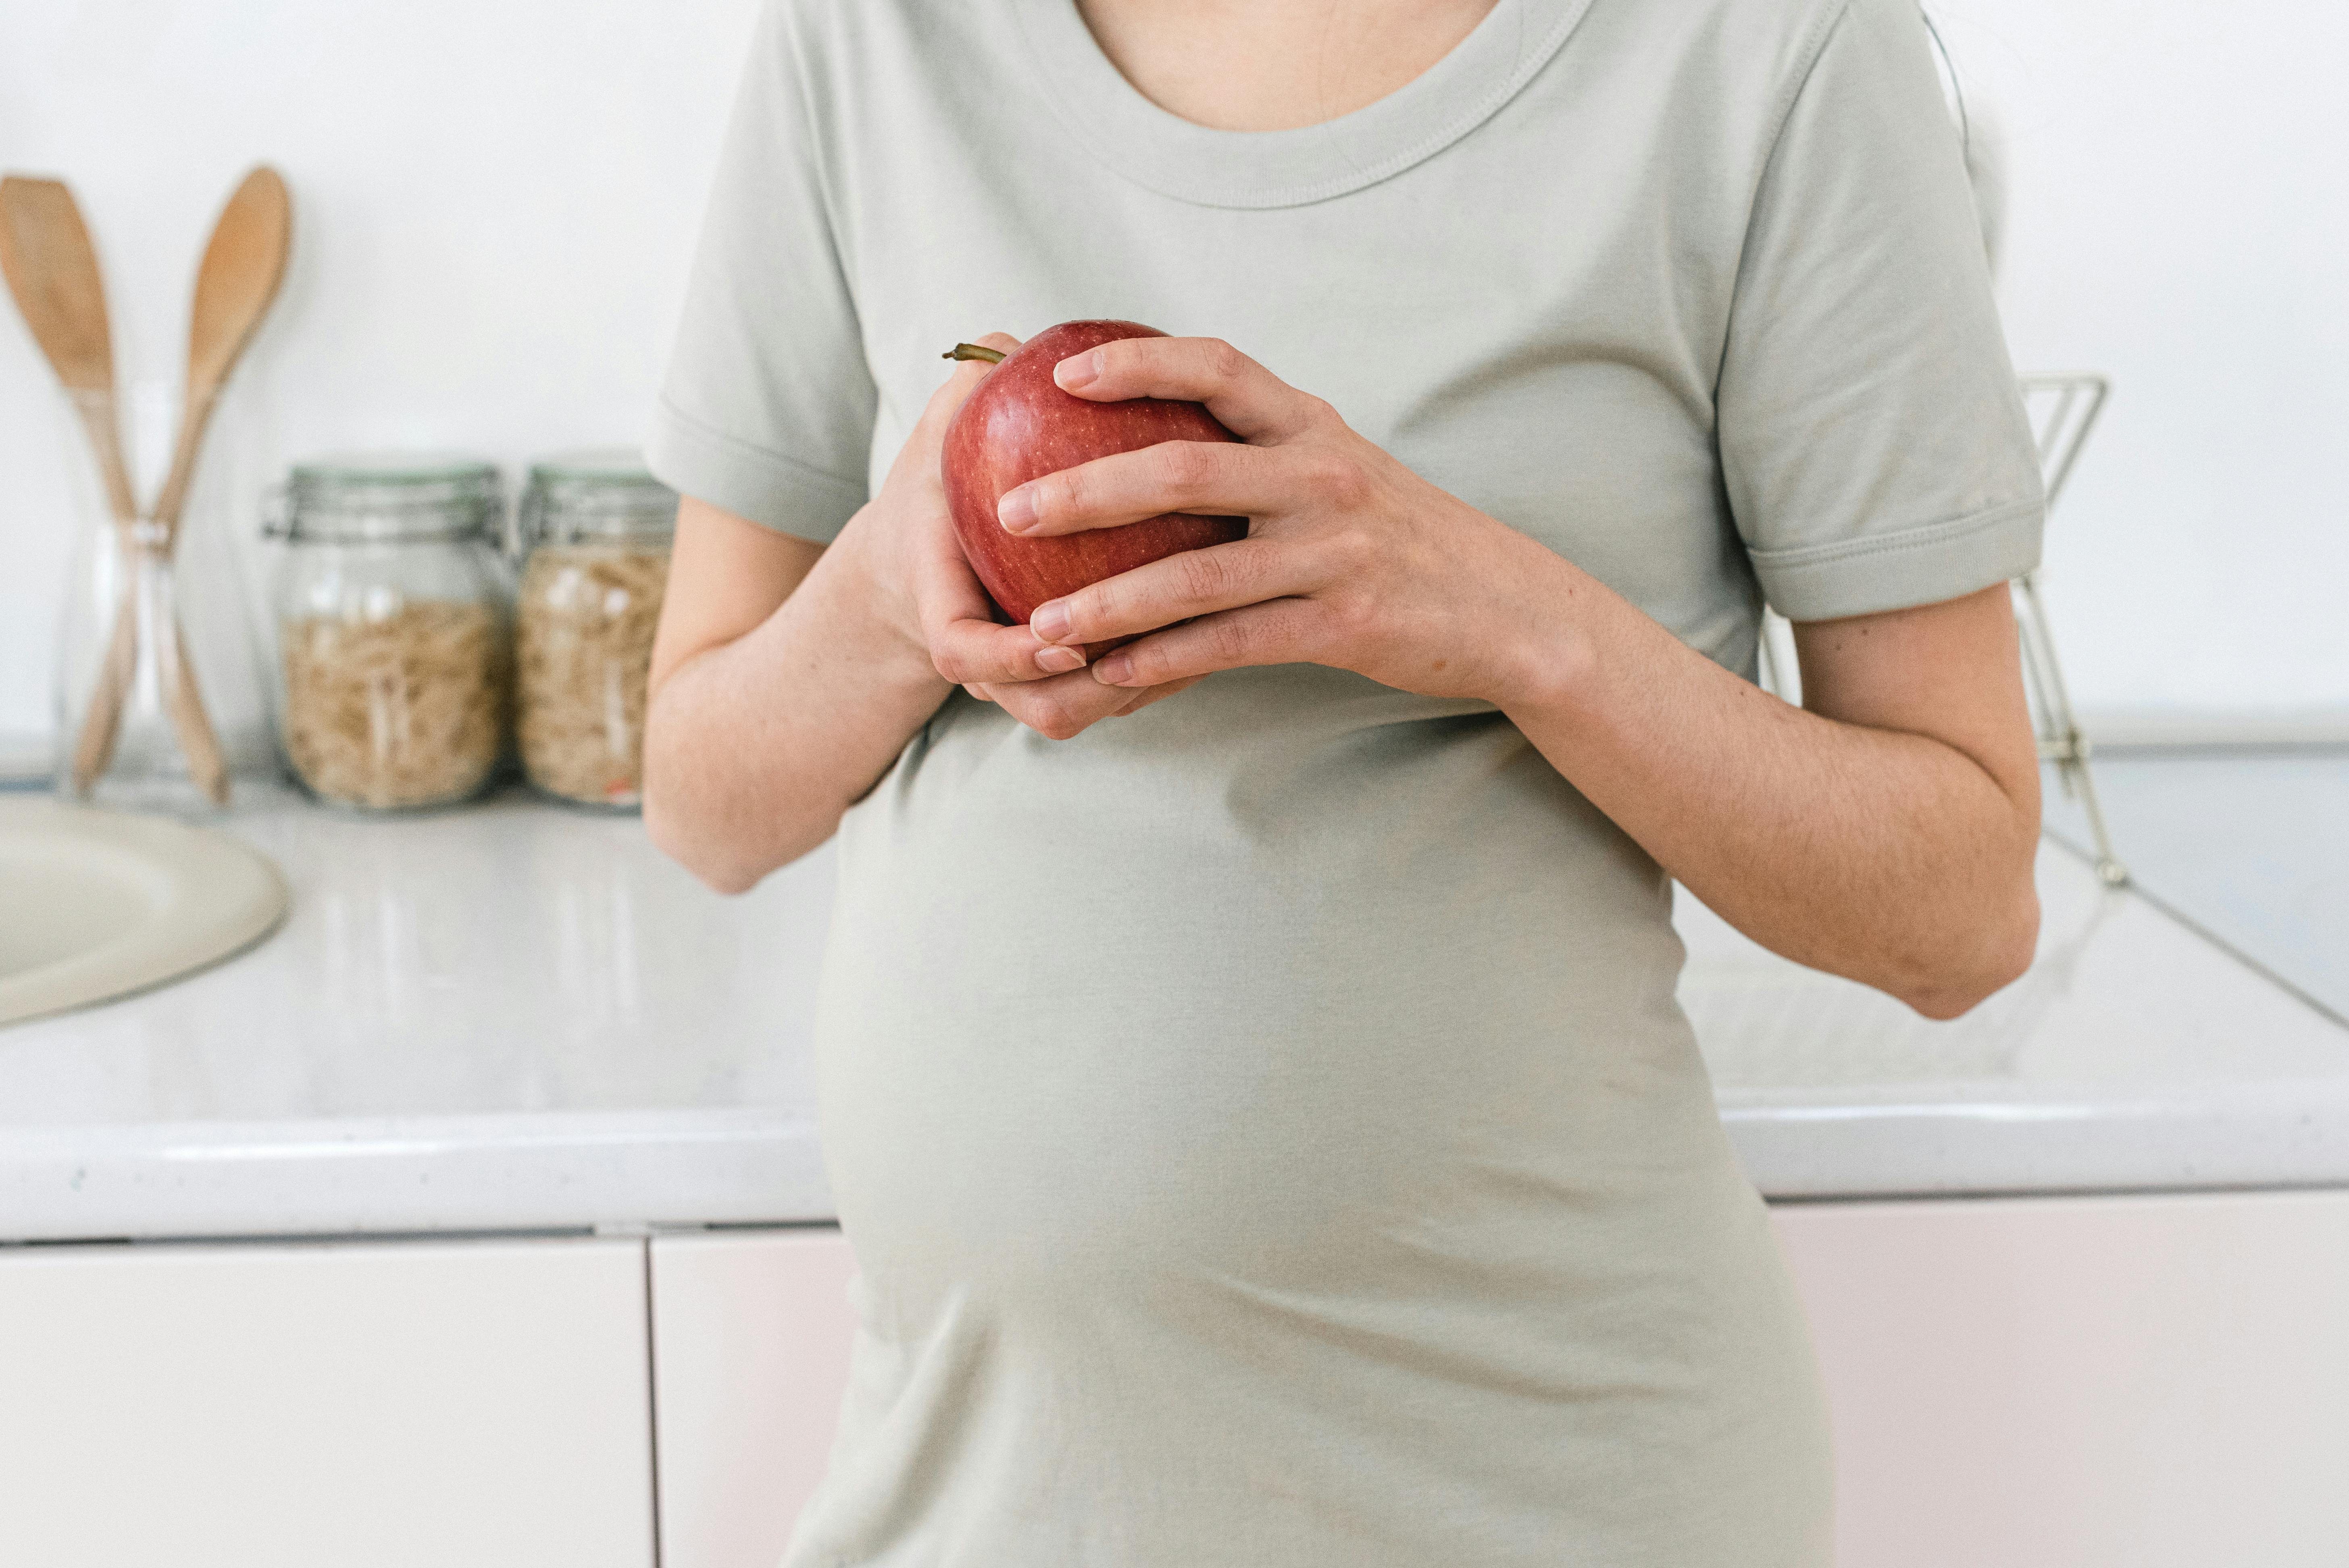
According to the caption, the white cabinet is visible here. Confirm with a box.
[0,1235,655,1568]
[8,1197,2344,1568]
[1774,1189,2349,1568]
[650,1228,858,1568]
[650,1202,2349,1565]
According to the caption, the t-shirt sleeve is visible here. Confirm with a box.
[646,0,875,543]
[1718,0,2043,622]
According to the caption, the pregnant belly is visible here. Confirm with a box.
[809,683,1723,1297]
[811,798,1714,1312]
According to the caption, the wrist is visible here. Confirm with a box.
[1484,545,1602,720]
[828,505,930,665]
[804,510,950,698]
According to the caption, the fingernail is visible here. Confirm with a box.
[1030,601,1073,642]
[1095,654,1134,685]
[997,487,1037,532]
[1035,644,1085,674]
[1054,350,1101,391]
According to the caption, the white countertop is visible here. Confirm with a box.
[2041,750,2349,1020]
[3,778,2345,1243]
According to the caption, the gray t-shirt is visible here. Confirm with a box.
[650,0,2041,1562]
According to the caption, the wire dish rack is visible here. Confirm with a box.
[2016,373,2126,886]
[1756,371,2128,887]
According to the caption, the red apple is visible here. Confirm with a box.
[941,319,1247,657]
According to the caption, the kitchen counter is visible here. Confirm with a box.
[3,772,2345,1243]
[2041,748,2349,1021]
[0,785,838,1243]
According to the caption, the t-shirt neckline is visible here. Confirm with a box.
[1010,0,1597,210]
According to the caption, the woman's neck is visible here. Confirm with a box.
[1073,0,1501,132]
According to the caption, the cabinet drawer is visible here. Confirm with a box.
[0,1235,654,1568]
[1776,1189,2349,1568]
[651,1227,857,1568]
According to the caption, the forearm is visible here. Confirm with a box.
[644,519,949,892]
[1504,564,2041,1018]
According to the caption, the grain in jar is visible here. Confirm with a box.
[266,455,512,811]
[513,452,677,809]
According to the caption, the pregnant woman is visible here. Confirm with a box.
[642,0,2044,1562]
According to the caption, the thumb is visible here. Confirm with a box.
[923,330,1022,431]
[889,331,1023,491]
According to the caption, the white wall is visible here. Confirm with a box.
[0,0,763,763]
[1935,1,2349,729]
[3,0,2345,758]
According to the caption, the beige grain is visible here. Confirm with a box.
[515,545,668,807]
[281,600,506,809]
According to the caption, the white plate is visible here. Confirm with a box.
[0,797,288,1027]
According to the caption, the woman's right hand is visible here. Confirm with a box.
[644,334,1199,893]
[852,331,1199,741]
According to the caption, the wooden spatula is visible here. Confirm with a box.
[0,175,144,791]
[152,167,289,541]
[136,166,293,802]
[0,177,137,521]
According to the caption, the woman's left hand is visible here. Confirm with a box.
[995,336,1580,708]
[991,339,2050,1022]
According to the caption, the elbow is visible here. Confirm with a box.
[643,785,764,896]
[639,705,766,895]
[1895,881,2042,1021]
[641,747,795,895]
[641,751,837,896]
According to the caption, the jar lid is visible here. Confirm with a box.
[519,448,678,548]
[272,452,504,542]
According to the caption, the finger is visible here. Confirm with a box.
[911,507,1085,684]
[1050,336,1325,444]
[1089,600,1322,687]
[1111,676,1201,717]
[895,330,1024,476]
[939,330,1020,401]
[927,329,1021,425]
[930,613,1088,685]
[989,667,1137,742]
[997,439,1285,537]
[984,676,1189,722]
[1029,536,1305,648]
[910,516,1002,635]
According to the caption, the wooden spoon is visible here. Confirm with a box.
[152,167,289,541]
[137,166,293,803]
[0,177,137,522]
[0,175,142,791]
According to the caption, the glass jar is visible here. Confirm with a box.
[264,454,511,811]
[512,451,676,810]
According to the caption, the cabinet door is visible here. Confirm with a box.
[1774,1189,2349,1568]
[0,1235,654,1568]
[650,1227,858,1568]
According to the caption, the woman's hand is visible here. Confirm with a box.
[992,336,1581,707]
[869,331,1202,740]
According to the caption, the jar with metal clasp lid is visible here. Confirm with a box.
[511,450,677,809]
[263,454,511,811]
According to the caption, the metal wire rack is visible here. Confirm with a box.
[2016,372,2126,885]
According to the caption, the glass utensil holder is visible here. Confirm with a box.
[53,381,270,812]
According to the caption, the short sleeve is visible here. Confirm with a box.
[1718,0,2043,621]
[647,0,876,543]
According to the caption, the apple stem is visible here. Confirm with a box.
[943,342,1007,364]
